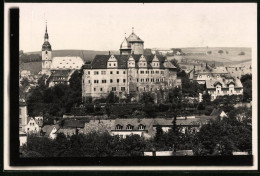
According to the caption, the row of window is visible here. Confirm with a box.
[137,78,164,83]
[92,79,126,84]
[88,70,164,75]
[57,66,79,69]
[115,124,145,130]
[93,87,126,92]
[92,86,159,92]
[93,71,126,75]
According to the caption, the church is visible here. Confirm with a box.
[40,23,84,86]
[82,28,180,101]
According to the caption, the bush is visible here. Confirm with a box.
[159,104,170,112]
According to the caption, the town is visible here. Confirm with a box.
[19,24,252,157]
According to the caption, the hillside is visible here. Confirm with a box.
[27,50,119,63]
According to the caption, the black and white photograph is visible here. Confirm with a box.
[4,2,258,171]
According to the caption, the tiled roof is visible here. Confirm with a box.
[50,70,71,77]
[210,108,224,117]
[127,32,144,43]
[41,124,60,136]
[84,120,115,134]
[206,78,243,89]
[90,54,169,69]
[114,118,154,131]
[63,119,85,128]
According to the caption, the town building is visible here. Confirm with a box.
[40,23,84,86]
[41,124,60,139]
[82,29,179,101]
[188,64,229,84]
[25,117,42,134]
[205,76,243,101]
[19,101,28,132]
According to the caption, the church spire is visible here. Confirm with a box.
[44,20,49,41]
[132,27,134,34]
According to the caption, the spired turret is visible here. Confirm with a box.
[120,36,131,55]
[41,21,52,75]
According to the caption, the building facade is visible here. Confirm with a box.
[19,101,28,132]
[206,77,243,101]
[82,29,178,101]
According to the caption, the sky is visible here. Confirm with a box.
[5,3,257,52]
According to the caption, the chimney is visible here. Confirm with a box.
[109,51,111,55]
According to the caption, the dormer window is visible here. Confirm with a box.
[138,124,145,130]
[126,124,133,130]
[115,124,123,130]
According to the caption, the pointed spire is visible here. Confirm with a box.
[45,20,47,33]
[132,27,134,34]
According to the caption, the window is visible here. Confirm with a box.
[112,87,116,91]
[110,79,113,83]
[141,79,144,82]
[137,78,139,82]
[140,71,144,74]
[146,78,149,82]
[150,88,153,91]
[151,71,154,74]
[88,80,91,83]
[114,63,116,66]
[121,87,125,91]
[123,79,126,83]
[138,125,145,130]
[88,71,90,74]
[117,71,119,74]
[100,88,103,91]
[137,70,138,74]
[123,71,126,74]
[102,80,106,83]
[116,125,122,130]
[101,71,106,75]
[156,71,159,74]
[94,71,99,75]
[146,71,149,74]
[117,79,119,83]
[161,71,164,74]
[144,87,146,91]
[126,124,133,130]
[19,108,21,115]
[110,71,113,74]
[94,80,99,83]
[136,87,139,91]
[94,88,96,91]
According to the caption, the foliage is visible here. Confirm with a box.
[27,71,83,117]
[240,74,252,102]
[218,50,223,54]
[207,51,212,54]
[140,92,154,104]
[238,51,245,55]
[22,132,149,157]
[170,59,181,73]
[106,92,119,104]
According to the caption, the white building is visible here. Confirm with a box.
[206,77,243,101]
[51,56,84,70]
[25,117,41,134]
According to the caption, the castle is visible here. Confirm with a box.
[82,29,180,101]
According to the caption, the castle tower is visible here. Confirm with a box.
[120,34,131,55]
[41,21,52,75]
[127,27,144,55]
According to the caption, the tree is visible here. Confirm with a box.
[218,50,224,54]
[140,92,154,104]
[207,51,212,55]
[170,59,181,73]
[238,51,245,55]
[20,77,30,88]
[106,92,119,104]
[202,92,211,103]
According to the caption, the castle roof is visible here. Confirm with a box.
[120,37,131,49]
[127,32,144,43]
[206,77,243,89]
[88,54,174,70]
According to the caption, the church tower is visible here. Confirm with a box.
[41,22,52,75]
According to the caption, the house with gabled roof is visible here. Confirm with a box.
[41,124,60,139]
[25,117,41,134]
[205,77,243,101]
